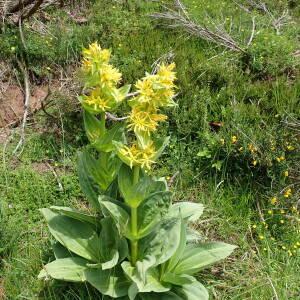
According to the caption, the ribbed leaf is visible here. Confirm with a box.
[38,257,88,282]
[50,206,98,226]
[139,218,182,266]
[173,242,237,275]
[41,208,100,262]
[100,201,131,238]
[168,202,204,222]
[85,267,130,298]
[78,151,101,210]
[173,281,209,300]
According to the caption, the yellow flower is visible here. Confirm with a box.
[252,224,257,229]
[231,136,237,144]
[284,170,289,177]
[220,138,225,145]
[284,188,292,198]
[276,156,285,162]
[128,105,167,135]
[280,209,285,214]
[99,64,122,87]
[82,88,111,112]
[118,142,157,170]
[134,63,176,108]
[287,145,295,151]
[259,235,264,240]
[267,210,272,215]
[82,42,111,64]
[252,160,257,166]
[280,220,285,224]
[248,143,257,153]
[270,197,277,205]
[157,63,177,87]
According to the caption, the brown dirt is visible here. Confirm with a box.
[0,279,5,300]
[0,84,48,128]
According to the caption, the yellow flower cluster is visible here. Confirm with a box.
[284,188,292,198]
[127,105,168,135]
[118,63,177,170]
[133,63,176,108]
[118,142,156,170]
[80,42,124,113]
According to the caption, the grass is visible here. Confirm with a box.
[0,0,299,299]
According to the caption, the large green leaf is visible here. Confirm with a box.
[162,273,195,286]
[38,257,88,282]
[84,267,130,298]
[99,217,122,270]
[80,150,121,192]
[41,208,100,262]
[122,262,170,294]
[93,123,125,153]
[52,242,75,259]
[83,110,104,143]
[137,191,171,239]
[100,201,131,238]
[168,202,204,222]
[50,206,98,226]
[173,281,209,300]
[139,218,182,266]
[173,242,237,275]
[118,165,168,209]
[78,151,102,211]
[164,219,187,273]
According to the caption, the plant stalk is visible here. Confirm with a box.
[131,166,140,266]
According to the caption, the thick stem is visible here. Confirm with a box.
[131,166,140,266]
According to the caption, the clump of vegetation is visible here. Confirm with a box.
[38,42,236,299]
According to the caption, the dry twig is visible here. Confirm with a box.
[12,59,30,155]
[150,0,245,53]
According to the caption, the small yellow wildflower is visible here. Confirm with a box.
[270,197,277,205]
[252,160,257,166]
[248,143,257,153]
[280,220,285,224]
[220,138,225,145]
[259,235,264,240]
[231,136,237,144]
[283,170,289,177]
[284,188,292,198]
[267,210,272,215]
[280,209,285,214]
[252,224,257,229]
[287,145,295,151]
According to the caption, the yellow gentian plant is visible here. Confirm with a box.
[38,42,236,299]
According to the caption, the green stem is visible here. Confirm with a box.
[131,166,140,266]
[100,112,106,133]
